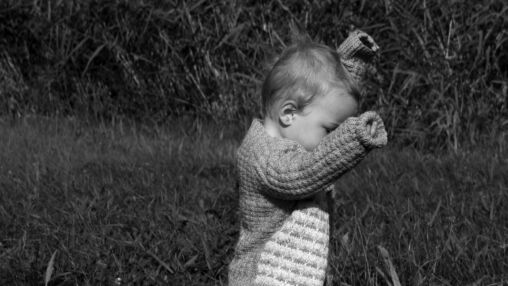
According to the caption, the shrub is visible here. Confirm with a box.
[0,0,506,149]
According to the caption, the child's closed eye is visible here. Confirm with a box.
[324,127,336,134]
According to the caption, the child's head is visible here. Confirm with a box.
[261,32,361,150]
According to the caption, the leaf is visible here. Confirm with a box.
[44,250,57,286]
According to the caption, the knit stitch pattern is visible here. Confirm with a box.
[228,111,387,286]
[338,30,380,90]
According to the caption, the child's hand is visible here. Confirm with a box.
[368,120,378,137]
[355,111,388,149]
[363,112,380,137]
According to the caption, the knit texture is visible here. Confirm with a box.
[338,30,380,90]
[228,111,387,286]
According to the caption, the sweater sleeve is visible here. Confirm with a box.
[337,30,379,62]
[337,30,379,87]
[258,111,387,200]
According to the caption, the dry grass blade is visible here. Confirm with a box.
[201,234,213,271]
[146,250,175,274]
[428,198,442,227]
[44,250,57,286]
[183,254,199,269]
[377,245,401,286]
[81,43,106,77]
[375,265,393,286]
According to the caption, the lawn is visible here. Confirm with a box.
[0,117,506,285]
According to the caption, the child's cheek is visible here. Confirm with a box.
[308,132,325,151]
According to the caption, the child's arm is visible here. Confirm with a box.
[338,29,379,88]
[259,111,387,200]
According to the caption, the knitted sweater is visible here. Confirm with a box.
[228,111,387,286]
[338,30,380,89]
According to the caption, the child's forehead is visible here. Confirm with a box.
[327,84,351,96]
[309,89,359,120]
[315,80,351,99]
[307,85,356,111]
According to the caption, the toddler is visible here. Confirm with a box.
[228,29,387,286]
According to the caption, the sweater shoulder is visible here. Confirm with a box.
[236,119,300,167]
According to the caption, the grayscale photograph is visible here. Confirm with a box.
[0,1,507,285]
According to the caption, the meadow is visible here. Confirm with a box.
[0,0,507,285]
[0,117,507,285]
[1,0,507,148]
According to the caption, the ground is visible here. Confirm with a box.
[0,117,507,285]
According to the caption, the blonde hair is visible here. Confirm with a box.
[261,32,359,119]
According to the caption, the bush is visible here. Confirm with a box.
[0,0,506,149]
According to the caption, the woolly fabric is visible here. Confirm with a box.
[228,111,387,286]
[338,30,380,90]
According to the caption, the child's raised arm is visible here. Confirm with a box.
[258,111,387,200]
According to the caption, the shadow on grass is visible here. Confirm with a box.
[0,117,506,285]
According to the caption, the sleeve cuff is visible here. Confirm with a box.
[338,30,379,62]
[354,111,388,149]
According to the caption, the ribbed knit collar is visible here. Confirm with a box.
[246,119,297,147]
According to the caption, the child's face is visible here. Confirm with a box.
[282,87,358,151]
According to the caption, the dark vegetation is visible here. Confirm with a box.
[0,0,506,149]
[0,118,507,285]
[0,0,507,285]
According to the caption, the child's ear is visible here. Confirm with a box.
[279,101,297,126]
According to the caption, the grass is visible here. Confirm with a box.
[1,1,507,285]
[0,116,507,285]
[0,0,507,149]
